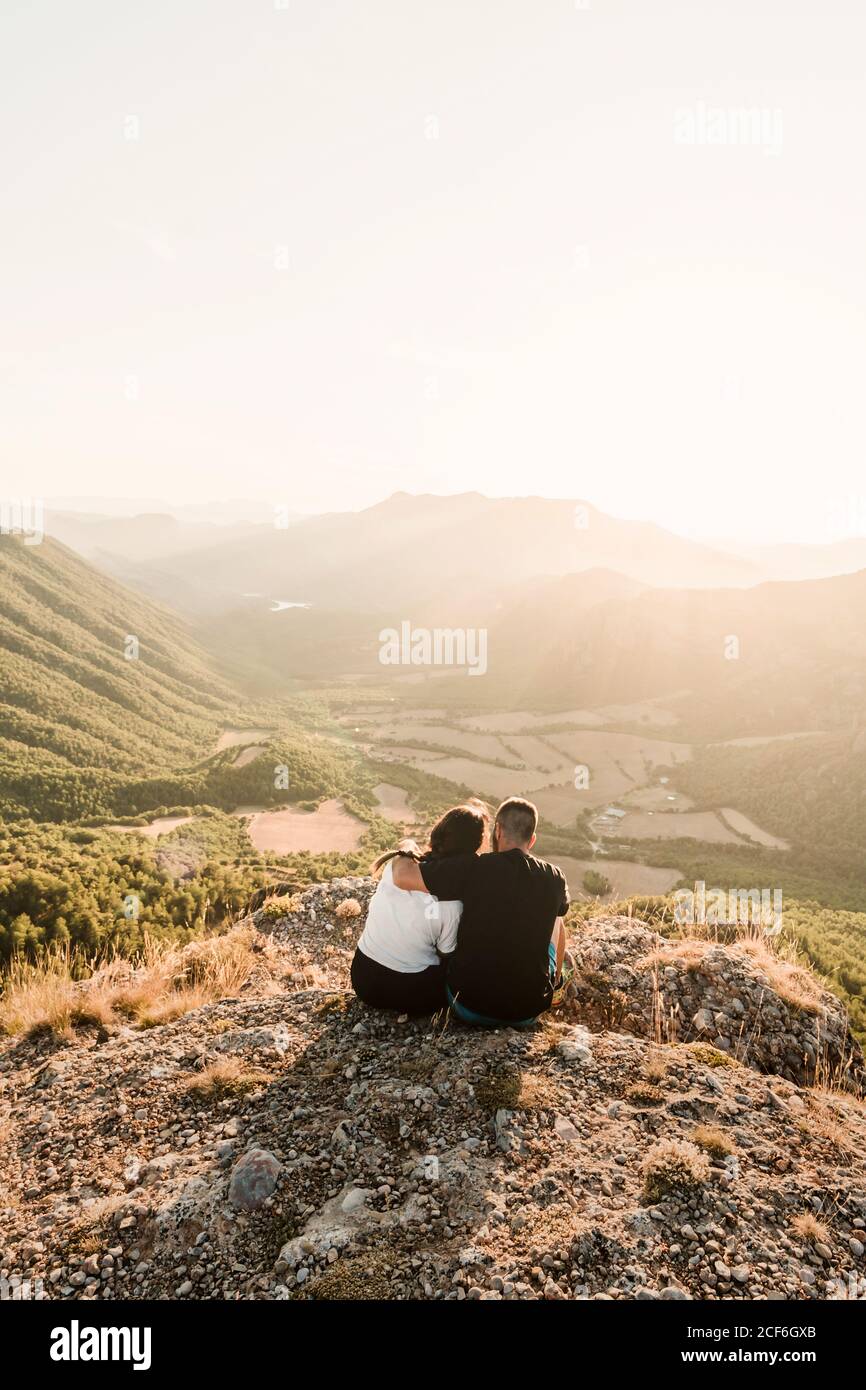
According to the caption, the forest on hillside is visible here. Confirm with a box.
[0,808,395,963]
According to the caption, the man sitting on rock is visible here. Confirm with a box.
[391,796,571,1027]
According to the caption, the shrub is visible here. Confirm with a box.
[640,1138,711,1202]
[685,1042,740,1069]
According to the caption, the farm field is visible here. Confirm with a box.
[362,709,695,814]
[379,724,519,762]
[553,855,683,901]
[594,809,742,844]
[458,709,606,732]
[373,783,415,825]
[402,757,555,800]
[341,700,795,866]
[720,808,791,850]
[234,799,364,853]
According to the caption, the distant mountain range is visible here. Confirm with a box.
[45,493,866,620]
[482,565,866,735]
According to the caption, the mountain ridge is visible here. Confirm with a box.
[1,877,863,1303]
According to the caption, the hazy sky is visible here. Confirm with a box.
[3,0,866,543]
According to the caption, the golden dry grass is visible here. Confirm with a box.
[796,1094,864,1156]
[643,934,826,1016]
[736,939,825,1015]
[624,1081,666,1106]
[790,1211,829,1245]
[640,1138,711,1202]
[185,1056,270,1099]
[692,1124,735,1158]
[643,1050,668,1084]
[474,1068,561,1112]
[0,953,110,1037]
[258,892,305,920]
[640,940,711,974]
[684,1041,741,1068]
[0,928,260,1039]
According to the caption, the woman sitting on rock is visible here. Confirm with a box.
[351,802,488,1015]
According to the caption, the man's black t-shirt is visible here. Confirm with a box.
[418,849,569,1021]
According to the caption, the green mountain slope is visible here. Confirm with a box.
[0,535,347,820]
[0,532,236,759]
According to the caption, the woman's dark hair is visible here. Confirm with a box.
[372,802,488,875]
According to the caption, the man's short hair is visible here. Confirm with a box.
[495,797,538,845]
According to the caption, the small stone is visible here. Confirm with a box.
[228,1147,283,1212]
[557,1028,592,1064]
[554,1115,580,1144]
[544,1277,566,1300]
[341,1187,370,1214]
[849,1238,864,1258]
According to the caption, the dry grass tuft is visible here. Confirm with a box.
[692,1124,735,1158]
[736,939,825,1015]
[186,1056,270,1100]
[314,992,351,1017]
[640,1138,711,1203]
[257,895,297,921]
[474,1068,560,1112]
[684,1042,740,1069]
[63,1192,128,1256]
[624,1081,666,1106]
[335,898,362,920]
[641,940,711,974]
[0,951,105,1038]
[796,1094,862,1157]
[790,1211,829,1246]
[643,1050,668,1083]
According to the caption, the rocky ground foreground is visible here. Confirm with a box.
[1,877,865,1301]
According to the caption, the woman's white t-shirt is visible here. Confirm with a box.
[357,859,462,974]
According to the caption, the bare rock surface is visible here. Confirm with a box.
[567,917,862,1087]
[1,879,865,1302]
